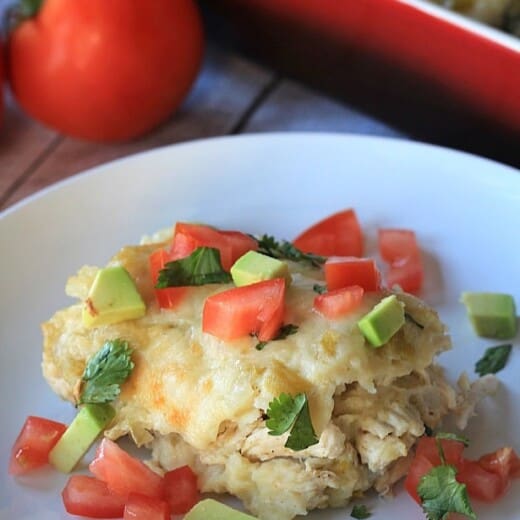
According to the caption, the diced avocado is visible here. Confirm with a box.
[461,292,517,339]
[230,250,291,287]
[358,295,405,347]
[184,499,258,520]
[49,404,115,473]
[82,266,145,327]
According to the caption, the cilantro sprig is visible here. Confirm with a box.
[266,393,318,451]
[78,339,134,405]
[418,464,476,520]
[435,432,470,447]
[351,504,371,519]
[256,235,325,268]
[255,323,299,350]
[418,436,476,520]
[475,344,512,377]
[156,247,232,288]
[313,284,327,294]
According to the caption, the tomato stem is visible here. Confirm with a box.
[19,0,44,17]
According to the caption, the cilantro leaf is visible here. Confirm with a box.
[475,344,512,377]
[255,324,299,350]
[313,284,327,294]
[418,465,476,520]
[156,247,232,288]
[256,235,325,268]
[435,432,470,447]
[266,393,319,451]
[351,504,371,519]
[79,339,134,405]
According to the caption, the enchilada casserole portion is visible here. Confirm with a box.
[42,231,458,519]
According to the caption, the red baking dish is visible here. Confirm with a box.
[211,0,520,136]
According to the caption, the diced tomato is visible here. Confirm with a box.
[414,437,465,468]
[406,437,519,507]
[293,208,363,257]
[62,475,126,518]
[405,454,435,504]
[164,465,200,514]
[478,447,520,480]
[9,416,67,475]
[324,257,381,292]
[124,493,170,520]
[457,459,506,502]
[314,285,364,319]
[171,223,256,271]
[378,229,423,293]
[149,248,188,309]
[386,258,423,294]
[378,229,419,264]
[405,437,465,504]
[171,223,230,265]
[202,278,286,341]
[89,438,164,499]
[219,230,258,264]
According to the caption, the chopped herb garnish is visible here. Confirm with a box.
[351,504,371,519]
[313,284,327,294]
[417,430,476,520]
[435,432,470,447]
[418,465,476,520]
[405,312,424,329]
[475,344,512,377]
[266,393,319,451]
[256,234,325,268]
[156,247,232,288]
[255,323,299,350]
[79,339,134,405]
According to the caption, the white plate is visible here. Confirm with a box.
[0,133,519,520]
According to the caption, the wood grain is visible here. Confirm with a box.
[0,92,59,207]
[0,47,274,210]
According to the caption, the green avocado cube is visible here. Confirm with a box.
[49,404,115,473]
[184,499,258,520]
[82,266,146,327]
[461,292,517,339]
[358,295,405,347]
[230,250,291,287]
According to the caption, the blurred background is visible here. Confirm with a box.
[1,0,518,210]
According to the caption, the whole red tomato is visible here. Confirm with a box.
[8,0,204,141]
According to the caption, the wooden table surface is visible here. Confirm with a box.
[1,44,408,212]
[1,5,518,212]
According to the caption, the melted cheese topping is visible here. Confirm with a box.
[42,240,456,519]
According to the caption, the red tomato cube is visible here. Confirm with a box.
[9,416,67,475]
[89,438,164,499]
[171,223,257,271]
[124,493,170,520]
[164,465,200,514]
[378,229,423,293]
[313,286,364,319]
[386,257,423,294]
[202,278,286,341]
[325,257,381,292]
[149,248,188,309]
[457,459,506,502]
[378,229,419,264]
[293,208,363,257]
[62,475,126,518]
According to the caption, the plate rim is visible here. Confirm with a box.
[2,132,519,221]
